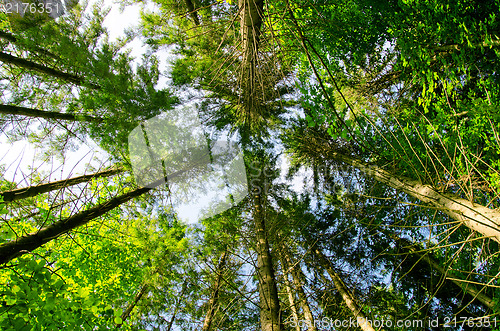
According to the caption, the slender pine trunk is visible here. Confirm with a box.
[116,283,149,328]
[1,167,123,203]
[282,272,301,331]
[238,0,264,122]
[251,174,282,331]
[314,247,377,331]
[295,132,500,243]
[281,247,316,331]
[330,152,500,243]
[0,51,99,89]
[202,251,227,331]
[0,104,103,122]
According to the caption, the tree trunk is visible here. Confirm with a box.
[0,104,103,122]
[295,134,500,243]
[1,166,123,203]
[251,173,282,331]
[184,0,199,25]
[166,281,189,331]
[116,283,149,328]
[330,152,500,243]
[202,251,227,331]
[238,0,264,124]
[0,30,60,60]
[314,247,377,331]
[281,247,316,331]
[282,272,301,331]
[239,0,263,67]
[0,51,100,89]
[394,235,496,310]
[0,164,199,265]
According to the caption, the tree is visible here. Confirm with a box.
[2,0,500,329]
[0,165,122,203]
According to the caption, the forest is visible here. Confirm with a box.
[1,0,500,329]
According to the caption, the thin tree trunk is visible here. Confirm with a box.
[281,247,316,331]
[239,0,263,67]
[202,251,227,331]
[0,162,203,265]
[314,248,377,331]
[330,152,500,243]
[282,272,301,331]
[251,171,282,331]
[1,166,123,203]
[166,281,189,331]
[0,51,100,89]
[238,0,264,121]
[0,30,60,60]
[0,104,103,122]
[394,235,496,310]
[295,133,500,243]
[116,283,149,328]
[184,0,199,25]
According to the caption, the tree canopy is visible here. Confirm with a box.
[1,0,499,330]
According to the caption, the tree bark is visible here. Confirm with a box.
[330,152,500,243]
[282,272,301,331]
[0,163,200,265]
[238,0,264,123]
[202,251,227,331]
[239,0,263,67]
[184,0,200,25]
[116,283,149,328]
[0,51,100,89]
[314,247,377,331]
[251,169,282,331]
[0,104,103,122]
[294,134,500,243]
[281,247,316,331]
[1,166,123,203]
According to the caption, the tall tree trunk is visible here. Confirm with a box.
[282,272,301,331]
[281,247,316,331]
[116,283,149,328]
[238,0,264,125]
[0,51,100,89]
[331,152,500,243]
[394,235,496,310]
[239,0,263,67]
[314,247,377,331]
[294,134,500,243]
[0,162,203,265]
[184,0,200,25]
[202,251,227,331]
[166,281,189,331]
[251,171,282,331]
[0,104,103,122]
[0,30,60,60]
[1,166,123,203]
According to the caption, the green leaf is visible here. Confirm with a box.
[11,285,21,294]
